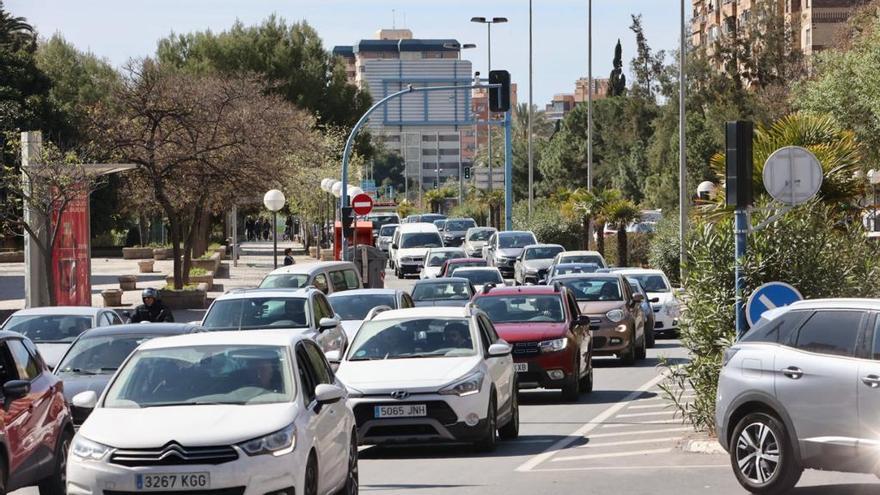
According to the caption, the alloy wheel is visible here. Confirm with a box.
[736,422,780,485]
[346,433,359,494]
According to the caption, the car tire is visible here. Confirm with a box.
[474,394,498,452]
[730,412,802,495]
[304,451,319,495]
[646,326,656,348]
[620,338,636,366]
[38,428,72,495]
[335,429,359,495]
[636,333,647,360]
[561,356,581,401]
[579,356,593,393]
[498,389,520,440]
[0,455,7,495]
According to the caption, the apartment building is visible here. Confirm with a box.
[544,77,609,122]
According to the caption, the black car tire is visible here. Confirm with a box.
[498,389,519,440]
[474,394,498,452]
[636,333,647,360]
[730,412,802,495]
[38,428,72,495]
[335,429,359,495]
[304,451,319,495]
[646,325,656,348]
[561,356,581,401]
[620,338,636,366]
[579,355,593,393]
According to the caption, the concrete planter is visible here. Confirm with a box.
[153,248,170,260]
[118,275,137,291]
[214,247,227,260]
[159,285,208,309]
[137,260,155,273]
[320,248,334,261]
[191,254,220,273]
[166,271,214,289]
[122,247,153,259]
[0,251,24,263]
[101,289,123,307]
[308,246,319,257]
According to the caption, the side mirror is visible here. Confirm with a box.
[315,383,345,404]
[488,342,512,357]
[674,287,685,295]
[392,244,399,250]
[650,297,660,304]
[319,317,339,331]
[2,380,29,402]
[72,390,98,409]
[632,293,644,303]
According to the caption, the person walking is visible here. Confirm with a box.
[285,215,294,241]
[245,216,254,241]
[261,217,270,241]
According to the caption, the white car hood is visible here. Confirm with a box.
[79,403,297,449]
[341,320,363,341]
[397,248,429,259]
[337,356,479,394]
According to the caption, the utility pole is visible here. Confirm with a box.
[679,0,688,281]
[487,23,494,192]
[528,0,534,219]
[587,0,593,192]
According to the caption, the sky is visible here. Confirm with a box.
[7,0,683,106]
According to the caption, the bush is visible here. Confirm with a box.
[605,233,652,267]
[663,200,880,433]
[512,199,582,249]
[648,213,680,285]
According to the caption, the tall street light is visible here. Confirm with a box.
[528,0,534,219]
[263,189,286,269]
[587,0,593,193]
[678,0,688,281]
[471,16,508,193]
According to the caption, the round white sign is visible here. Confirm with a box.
[762,146,823,206]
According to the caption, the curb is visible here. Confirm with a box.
[683,439,726,455]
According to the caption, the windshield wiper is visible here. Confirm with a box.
[65,368,100,375]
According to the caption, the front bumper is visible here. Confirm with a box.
[494,259,516,277]
[510,343,576,390]
[397,261,424,274]
[653,312,680,333]
[589,318,633,355]
[67,444,301,495]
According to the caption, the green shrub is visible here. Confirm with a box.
[648,213,681,286]
[189,267,209,276]
[512,200,582,249]
[605,233,652,267]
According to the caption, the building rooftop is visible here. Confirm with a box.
[353,38,461,54]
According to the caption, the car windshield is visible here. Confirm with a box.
[3,315,92,343]
[421,215,446,223]
[347,317,476,360]
[56,334,155,375]
[561,254,605,266]
[468,229,494,241]
[499,233,536,249]
[625,274,670,292]
[259,273,310,289]
[552,264,599,276]
[328,293,396,320]
[433,220,446,229]
[427,250,465,267]
[104,345,294,408]
[455,269,503,286]
[369,215,398,229]
[446,220,476,231]
[202,298,309,330]
[447,262,488,275]
[379,225,398,236]
[412,282,472,301]
[557,278,622,301]
[474,295,565,323]
[525,246,564,260]
[400,232,443,248]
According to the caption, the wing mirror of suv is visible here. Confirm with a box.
[318,317,340,331]
[324,350,341,372]
[488,342,512,357]
[72,390,98,410]
[315,383,345,405]
[650,297,660,304]
[2,380,30,402]
[392,243,399,250]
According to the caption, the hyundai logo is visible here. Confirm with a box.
[390,390,410,400]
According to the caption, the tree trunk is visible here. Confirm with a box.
[167,213,183,290]
[582,215,591,250]
[192,210,211,259]
[41,240,57,306]
[182,210,201,286]
[596,225,605,259]
[617,224,628,267]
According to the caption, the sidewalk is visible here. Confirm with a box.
[0,241,320,321]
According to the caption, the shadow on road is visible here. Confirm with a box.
[792,485,880,494]
[361,484,481,491]
[592,356,687,369]
[359,433,575,460]
[518,388,660,407]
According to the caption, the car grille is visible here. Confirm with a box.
[105,489,244,495]
[368,424,439,437]
[654,321,664,328]
[353,400,457,426]
[512,341,540,356]
[653,306,661,313]
[592,336,608,348]
[109,443,239,467]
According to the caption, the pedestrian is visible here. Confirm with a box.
[245,216,254,241]
[262,217,270,241]
[285,215,294,241]
[283,248,295,266]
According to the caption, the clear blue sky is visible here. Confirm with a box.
[8,0,682,106]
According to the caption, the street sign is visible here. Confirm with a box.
[763,146,823,206]
[745,281,804,327]
[352,193,373,216]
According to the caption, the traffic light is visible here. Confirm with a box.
[488,70,511,113]
[341,206,355,237]
[725,121,754,208]
[464,166,471,180]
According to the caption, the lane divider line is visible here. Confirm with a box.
[530,464,729,473]
[586,427,692,439]
[575,436,682,449]
[551,447,672,462]
[602,419,680,429]
[615,410,677,418]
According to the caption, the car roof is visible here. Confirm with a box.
[612,268,665,275]
[0,330,29,340]
[466,227,495,232]
[524,243,564,250]
[216,288,313,300]
[328,288,399,297]
[371,306,471,321]
[428,247,466,253]
[78,323,201,338]
[9,306,103,317]
[454,267,500,272]
[266,261,355,276]
[139,330,308,350]
[497,230,534,236]
[560,250,603,257]
[785,298,880,312]
[477,285,561,296]
[551,273,622,281]
[414,277,471,285]
[555,262,599,267]
[398,223,440,233]
[447,258,485,264]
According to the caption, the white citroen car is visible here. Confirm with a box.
[66,331,358,495]
[612,268,681,336]
[335,306,519,451]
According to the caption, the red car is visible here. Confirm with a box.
[471,285,593,401]
[0,331,72,494]
[440,257,488,277]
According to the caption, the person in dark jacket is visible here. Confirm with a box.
[245,216,255,241]
[283,248,295,266]
[130,288,174,323]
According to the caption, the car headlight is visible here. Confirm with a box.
[439,371,484,396]
[665,300,681,317]
[539,337,568,353]
[606,309,625,322]
[71,435,111,461]
[238,423,296,457]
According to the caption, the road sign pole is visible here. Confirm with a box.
[504,108,513,231]
[735,208,748,340]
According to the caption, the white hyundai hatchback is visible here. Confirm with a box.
[66,331,358,495]
[336,306,519,451]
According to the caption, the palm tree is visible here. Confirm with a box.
[0,2,34,47]
[474,188,503,228]
[603,198,641,267]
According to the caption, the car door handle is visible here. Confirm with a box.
[782,367,803,380]
[862,375,880,388]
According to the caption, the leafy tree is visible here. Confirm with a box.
[629,15,667,100]
[607,39,627,97]
[0,1,32,47]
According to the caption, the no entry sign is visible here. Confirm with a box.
[352,193,373,216]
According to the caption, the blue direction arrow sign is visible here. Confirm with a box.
[745,282,803,327]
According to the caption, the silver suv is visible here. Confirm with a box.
[716,298,880,493]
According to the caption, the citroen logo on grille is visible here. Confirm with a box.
[391,390,410,400]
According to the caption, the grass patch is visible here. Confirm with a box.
[189,267,209,276]
[161,284,200,291]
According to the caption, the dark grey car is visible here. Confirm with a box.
[411,278,476,307]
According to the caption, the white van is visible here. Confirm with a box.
[391,223,444,278]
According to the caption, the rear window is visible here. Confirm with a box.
[741,310,810,344]
[400,232,443,248]
[446,220,476,231]
[474,295,565,323]
[3,315,93,343]
[260,274,310,289]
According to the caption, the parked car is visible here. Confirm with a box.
[453,267,505,293]
[551,274,647,365]
[391,223,444,278]
[54,323,203,426]
[513,244,566,285]
[462,227,497,258]
[366,211,401,239]
[328,288,414,341]
[440,218,478,247]
[411,278,476,307]
[612,268,680,337]
[336,306,518,450]
[472,285,593,400]
[440,257,489,277]
[716,299,880,494]
[0,331,73,494]
[201,288,347,355]
[377,223,399,253]
[625,278,655,348]
[259,261,362,295]
[67,331,358,495]
[484,231,538,278]
[550,250,607,269]
[419,213,447,225]
[1,306,123,368]
[545,263,600,281]
[420,247,467,279]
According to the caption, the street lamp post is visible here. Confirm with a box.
[471,16,507,194]
[528,0,534,219]
[679,0,689,282]
[263,189,286,269]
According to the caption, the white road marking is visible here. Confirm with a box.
[514,372,668,472]
[616,410,677,418]
[552,447,672,462]
[602,419,680,428]
[515,439,556,444]
[628,403,673,410]
[586,427,692,439]
[576,436,682,449]
[531,464,729,473]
